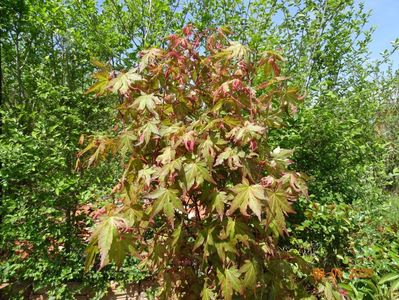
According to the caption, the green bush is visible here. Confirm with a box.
[0,78,146,299]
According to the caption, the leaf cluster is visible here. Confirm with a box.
[81,27,309,299]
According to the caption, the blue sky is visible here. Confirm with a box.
[361,0,399,68]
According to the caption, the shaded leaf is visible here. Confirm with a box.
[146,188,185,224]
[240,260,257,288]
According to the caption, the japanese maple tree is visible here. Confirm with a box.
[79,26,308,299]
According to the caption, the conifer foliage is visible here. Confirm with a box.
[80,26,308,299]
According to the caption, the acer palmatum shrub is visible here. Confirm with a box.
[79,26,309,299]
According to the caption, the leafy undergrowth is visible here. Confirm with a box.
[285,194,399,299]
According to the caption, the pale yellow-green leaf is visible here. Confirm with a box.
[131,92,162,117]
[138,165,156,186]
[240,260,257,288]
[139,48,164,72]
[156,146,176,165]
[184,161,216,190]
[227,121,265,144]
[201,284,216,300]
[266,189,295,234]
[107,69,142,94]
[95,216,120,268]
[222,41,250,61]
[228,183,266,220]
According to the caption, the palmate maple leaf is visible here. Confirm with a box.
[139,48,165,72]
[85,61,111,96]
[184,161,216,190]
[214,147,245,170]
[266,189,295,234]
[218,267,243,300]
[227,121,266,144]
[217,41,250,61]
[227,180,266,220]
[107,68,143,95]
[130,92,162,117]
[146,188,185,226]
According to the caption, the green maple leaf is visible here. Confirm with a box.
[84,244,98,273]
[228,181,266,220]
[225,267,243,293]
[84,216,135,272]
[201,284,216,300]
[146,188,185,225]
[215,241,237,262]
[224,218,253,245]
[193,226,216,258]
[85,60,112,96]
[219,267,243,300]
[131,92,162,117]
[220,41,250,61]
[108,68,142,95]
[98,219,116,267]
[118,130,137,158]
[240,260,257,288]
[86,70,110,95]
[214,147,245,170]
[108,234,135,268]
[171,222,183,249]
[210,191,230,219]
[158,158,184,183]
[87,216,127,269]
[184,161,216,190]
[266,189,295,234]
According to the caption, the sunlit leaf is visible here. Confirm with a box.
[266,189,295,234]
[228,181,266,220]
[131,92,162,117]
[184,161,216,190]
[107,69,142,95]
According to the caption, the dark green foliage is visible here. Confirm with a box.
[286,198,357,269]
[287,91,385,204]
